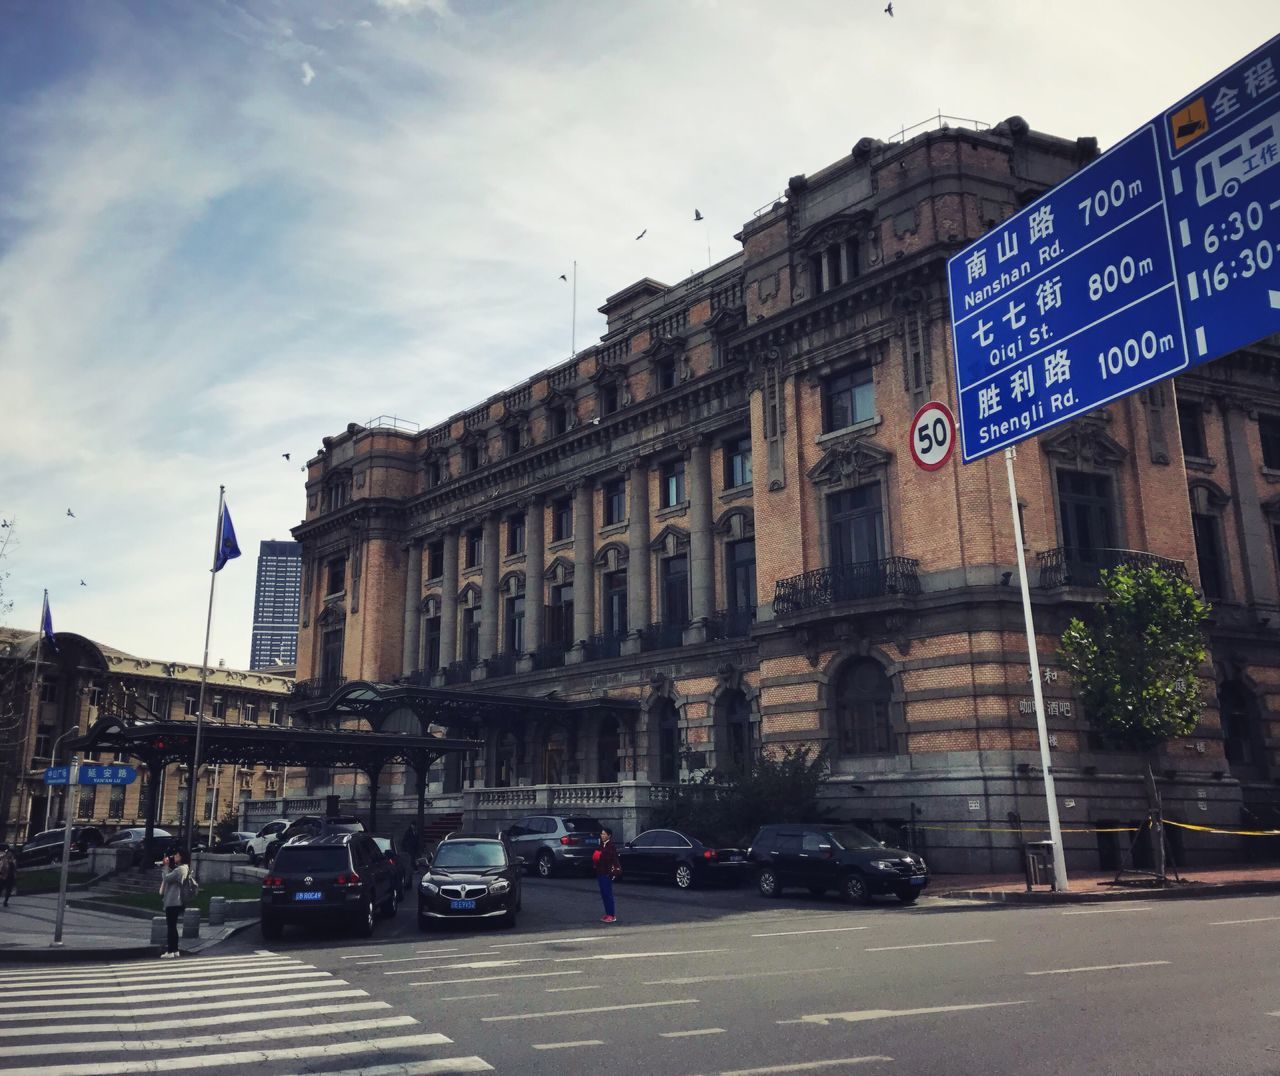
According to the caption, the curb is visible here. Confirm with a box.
[936,878,1280,905]
[0,917,260,965]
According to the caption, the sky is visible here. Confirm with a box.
[0,0,1273,669]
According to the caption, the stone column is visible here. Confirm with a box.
[519,498,545,673]
[623,459,651,656]
[687,438,714,644]
[438,529,460,676]
[480,514,500,660]
[568,480,595,664]
[401,539,423,675]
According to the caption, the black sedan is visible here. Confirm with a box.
[617,828,752,890]
[418,836,522,930]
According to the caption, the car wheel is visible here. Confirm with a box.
[757,867,782,898]
[247,850,258,866]
[536,851,555,879]
[354,898,375,937]
[895,888,920,905]
[674,863,694,890]
[382,887,399,918]
[261,914,283,941]
[843,872,871,905]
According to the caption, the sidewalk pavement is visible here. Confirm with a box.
[932,861,1280,904]
[0,892,254,963]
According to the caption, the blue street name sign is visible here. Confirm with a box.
[43,766,69,785]
[76,764,138,786]
[949,34,1280,463]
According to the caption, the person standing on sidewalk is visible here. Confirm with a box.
[0,844,15,908]
[158,849,188,958]
[593,826,621,923]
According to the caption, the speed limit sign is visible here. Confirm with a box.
[909,401,956,471]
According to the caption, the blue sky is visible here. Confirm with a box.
[0,0,1271,667]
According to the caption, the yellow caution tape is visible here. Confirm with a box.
[908,824,1138,835]
[1163,819,1280,837]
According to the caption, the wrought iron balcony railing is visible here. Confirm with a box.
[529,643,567,671]
[706,606,757,641]
[639,621,689,652]
[291,676,346,700]
[442,660,473,685]
[773,557,921,617]
[1036,547,1189,589]
[486,651,520,679]
[583,633,626,662]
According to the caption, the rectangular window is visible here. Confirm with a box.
[827,484,885,565]
[268,702,282,726]
[465,527,483,568]
[603,479,626,526]
[33,725,53,759]
[657,358,676,391]
[462,607,481,665]
[505,595,526,653]
[427,540,445,579]
[1192,512,1226,599]
[548,404,568,437]
[504,425,521,456]
[552,497,573,542]
[823,367,875,432]
[547,583,575,648]
[424,615,442,672]
[243,700,257,723]
[602,570,628,637]
[108,784,125,820]
[39,679,57,704]
[78,786,96,820]
[426,458,444,488]
[321,625,344,683]
[326,556,346,596]
[203,783,216,821]
[727,539,757,612]
[601,382,620,415]
[147,690,161,717]
[1178,400,1207,458]
[661,555,690,626]
[1261,415,1280,470]
[211,695,226,720]
[724,435,753,489]
[661,459,686,508]
[507,513,526,555]
[88,683,103,708]
[1057,470,1116,554]
[184,694,199,717]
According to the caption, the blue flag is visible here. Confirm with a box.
[40,592,58,654]
[214,502,242,572]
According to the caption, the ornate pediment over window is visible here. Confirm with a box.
[499,570,526,596]
[498,408,529,449]
[798,212,870,258]
[1042,413,1128,469]
[593,541,629,570]
[714,507,755,540]
[458,427,489,464]
[1189,478,1231,511]
[650,524,690,556]
[419,594,442,617]
[807,437,892,488]
[640,331,691,386]
[316,602,346,627]
[588,362,632,407]
[458,582,483,608]
[544,556,574,585]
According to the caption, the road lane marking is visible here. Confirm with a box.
[483,999,698,1022]
[718,1058,894,1074]
[546,985,598,992]
[0,960,303,991]
[864,940,993,952]
[360,950,486,965]
[1211,916,1280,926]
[660,1027,726,1038]
[0,1034,456,1076]
[440,993,501,1001]
[340,952,383,959]
[0,969,331,999]
[0,951,287,980]
[410,971,584,986]
[643,968,836,987]
[781,1001,1028,1025]
[0,976,350,1009]
[0,1001,391,1037]
[1026,961,1171,976]
[490,936,605,948]
[0,1015,421,1058]
[280,1062,493,1076]
[553,949,727,963]
[1061,906,1152,915]
[752,927,869,938]
[532,1040,605,1050]
[0,988,369,1022]
[0,956,300,984]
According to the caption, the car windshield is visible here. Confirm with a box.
[372,838,392,853]
[272,847,348,873]
[432,842,506,870]
[829,827,883,850]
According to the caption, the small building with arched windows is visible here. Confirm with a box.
[289,118,1280,874]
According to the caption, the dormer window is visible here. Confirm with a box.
[809,237,858,296]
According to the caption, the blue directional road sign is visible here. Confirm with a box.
[43,766,70,785]
[949,34,1280,463]
[76,764,138,786]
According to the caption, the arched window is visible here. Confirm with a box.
[654,700,681,782]
[716,690,754,773]
[833,659,893,756]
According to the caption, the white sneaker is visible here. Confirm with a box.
[159,952,172,959]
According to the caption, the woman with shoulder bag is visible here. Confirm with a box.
[158,850,189,958]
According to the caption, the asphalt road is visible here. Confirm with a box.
[6,874,1280,1074]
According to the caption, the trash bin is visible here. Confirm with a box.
[1024,840,1056,890]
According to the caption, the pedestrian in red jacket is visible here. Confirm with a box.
[593,827,621,923]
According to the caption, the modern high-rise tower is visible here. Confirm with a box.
[249,540,302,670]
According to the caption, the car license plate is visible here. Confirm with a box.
[910,877,927,885]
[727,854,743,862]
[294,891,323,901]
[450,899,476,910]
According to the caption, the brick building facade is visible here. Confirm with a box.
[291,117,1280,873]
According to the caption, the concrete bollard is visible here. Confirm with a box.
[208,896,226,926]
[181,907,201,938]
[150,916,167,946]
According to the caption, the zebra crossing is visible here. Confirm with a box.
[0,950,493,1075]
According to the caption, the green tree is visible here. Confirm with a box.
[1059,563,1209,751]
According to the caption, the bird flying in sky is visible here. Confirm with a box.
[559,274,567,281]
[694,209,703,221]
[66,509,75,518]
[635,228,647,240]
[80,579,87,587]
[884,2,893,15]
[282,452,291,461]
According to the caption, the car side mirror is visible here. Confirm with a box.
[624,841,633,849]
[514,856,525,867]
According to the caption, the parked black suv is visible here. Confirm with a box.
[260,832,398,939]
[418,835,522,930]
[748,824,929,904]
[504,815,602,878]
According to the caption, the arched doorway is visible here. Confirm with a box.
[831,659,894,756]
[597,717,621,783]
[654,700,681,782]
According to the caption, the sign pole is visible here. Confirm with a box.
[1004,446,1069,892]
[51,756,78,947]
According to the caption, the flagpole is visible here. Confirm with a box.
[184,487,224,860]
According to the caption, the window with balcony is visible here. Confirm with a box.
[724,434,753,489]
[823,367,875,432]
[661,554,690,626]
[427,540,445,579]
[552,497,573,542]
[1057,470,1116,559]
[1262,414,1280,470]
[602,570,628,637]
[465,527,483,568]
[603,478,626,526]
[727,539,756,614]
[1178,400,1207,459]
[660,459,686,508]
[832,659,893,756]
[828,484,884,566]
[654,700,680,782]
[507,513,526,555]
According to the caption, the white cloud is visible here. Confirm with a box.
[300,61,316,85]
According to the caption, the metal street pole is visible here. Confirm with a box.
[51,756,78,946]
[1004,446,1069,892]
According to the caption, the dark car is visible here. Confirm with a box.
[372,836,412,898]
[207,831,256,855]
[264,815,365,865]
[618,828,752,890]
[418,835,522,930]
[748,824,929,904]
[504,815,602,878]
[260,832,399,939]
[106,826,175,865]
[17,826,105,867]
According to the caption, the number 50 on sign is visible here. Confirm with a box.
[910,401,957,471]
